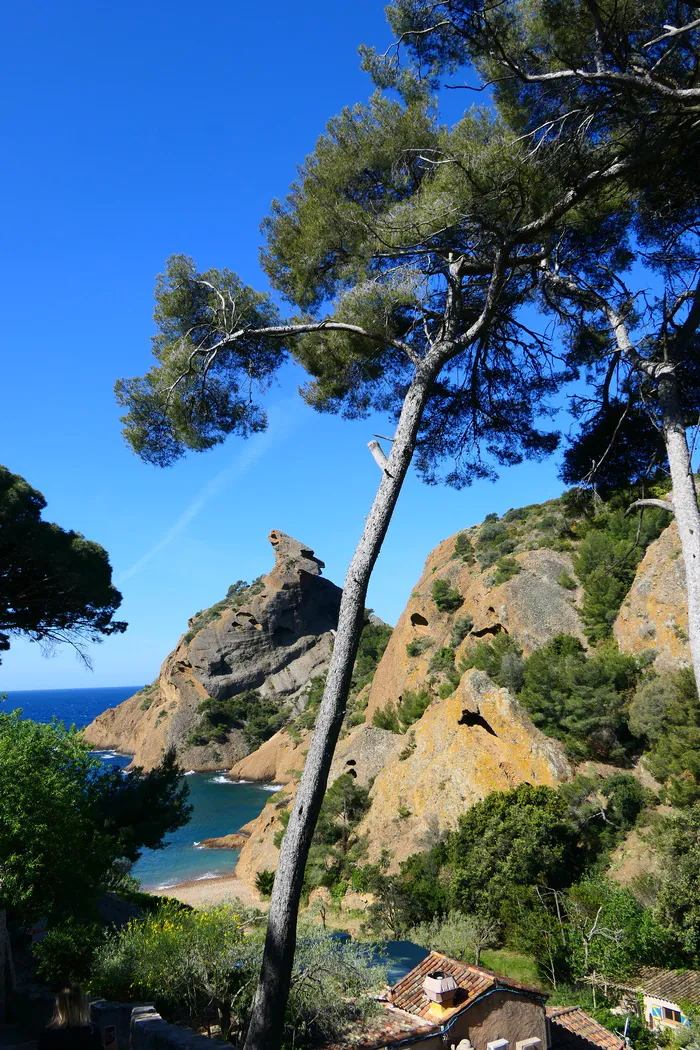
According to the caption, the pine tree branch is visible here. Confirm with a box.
[626,497,675,514]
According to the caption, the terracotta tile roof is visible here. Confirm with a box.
[591,967,700,1007]
[390,951,545,1022]
[323,1002,436,1050]
[634,968,700,1006]
[547,1006,625,1050]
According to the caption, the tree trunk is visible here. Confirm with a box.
[243,359,440,1050]
[658,371,700,690]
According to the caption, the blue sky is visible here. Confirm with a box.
[1,0,569,690]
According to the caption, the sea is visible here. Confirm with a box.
[3,686,276,891]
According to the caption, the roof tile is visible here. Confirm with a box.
[390,951,544,1021]
[547,1006,625,1050]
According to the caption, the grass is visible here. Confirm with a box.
[479,949,542,988]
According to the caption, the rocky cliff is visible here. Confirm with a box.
[227,496,691,891]
[614,519,691,670]
[84,531,342,770]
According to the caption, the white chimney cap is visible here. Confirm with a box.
[424,971,459,1003]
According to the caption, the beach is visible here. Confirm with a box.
[157,871,264,909]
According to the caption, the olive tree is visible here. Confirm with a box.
[117,89,628,1050]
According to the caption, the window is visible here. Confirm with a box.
[662,1008,682,1024]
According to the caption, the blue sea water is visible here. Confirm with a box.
[3,686,274,890]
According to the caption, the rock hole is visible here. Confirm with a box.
[471,623,508,638]
[458,710,497,736]
[346,768,357,779]
[488,606,495,614]
[411,613,429,627]
[346,759,357,766]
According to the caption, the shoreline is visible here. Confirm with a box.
[151,869,264,909]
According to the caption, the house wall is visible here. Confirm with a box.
[643,995,691,1030]
[383,992,547,1050]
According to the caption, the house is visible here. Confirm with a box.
[547,1007,624,1050]
[326,951,622,1050]
[588,967,700,1032]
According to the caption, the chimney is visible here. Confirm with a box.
[423,971,460,1019]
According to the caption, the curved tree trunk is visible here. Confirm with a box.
[658,372,700,690]
[243,359,440,1050]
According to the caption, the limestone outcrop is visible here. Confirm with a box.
[226,500,692,892]
[84,531,342,770]
[230,722,404,882]
[358,669,571,867]
[229,726,309,785]
[366,537,584,723]
[614,520,691,671]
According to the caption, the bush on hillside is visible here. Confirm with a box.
[454,532,476,563]
[432,578,464,612]
[630,668,700,805]
[406,636,432,658]
[450,615,474,647]
[492,556,521,586]
[574,506,669,644]
[519,635,640,761]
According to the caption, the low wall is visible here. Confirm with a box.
[89,999,225,1050]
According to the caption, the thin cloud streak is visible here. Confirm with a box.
[116,402,298,584]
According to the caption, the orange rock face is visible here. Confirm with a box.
[358,669,571,868]
[366,535,584,723]
[614,520,690,671]
[230,727,309,785]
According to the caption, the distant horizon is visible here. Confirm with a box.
[3,684,143,694]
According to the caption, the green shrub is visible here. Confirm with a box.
[192,690,286,750]
[398,805,411,819]
[492,557,521,586]
[429,646,456,674]
[450,615,474,647]
[574,505,669,644]
[33,918,104,988]
[406,636,432,658]
[373,703,400,733]
[274,806,291,848]
[438,681,457,698]
[399,731,416,760]
[519,636,640,761]
[631,667,700,805]
[503,507,529,523]
[90,902,382,1045]
[558,571,577,590]
[460,634,523,690]
[484,513,499,522]
[255,869,275,897]
[478,521,508,544]
[397,689,432,728]
[432,578,464,612]
[454,532,476,564]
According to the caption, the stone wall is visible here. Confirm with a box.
[89,999,222,1050]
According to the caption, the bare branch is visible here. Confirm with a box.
[368,439,391,472]
[644,18,700,48]
[626,497,675,514]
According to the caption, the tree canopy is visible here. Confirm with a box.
[116,94,629,487]
[0,711,191,922]
[0,465,126,662]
